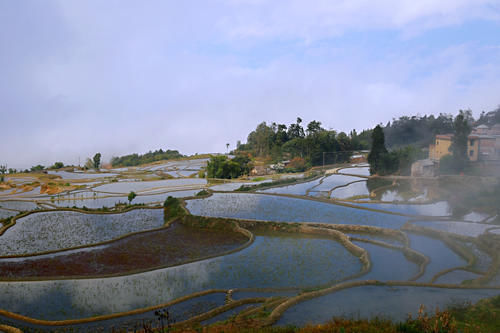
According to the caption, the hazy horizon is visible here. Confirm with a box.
[2,1,500,169]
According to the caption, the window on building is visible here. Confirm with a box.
[469,150,474,157]
[470,139,475,146]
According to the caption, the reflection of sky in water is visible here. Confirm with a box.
[94,179,206,193]
[350,201,451,216]
[415,221,491,237]
[0,209,164,255]
[0,208,17,219]
[50,190,199,208]
[409,233,467,283]
[434,270,481,284]
[0,234,360,320]
[259,178,322,195]
[338,167,370,176]
[187,193,407,229]
[278,286,500,325]
[330,181,369,199]
[312,175,364,192]
[0,200,38,211]
[352,241,419,281]
[47,171,118,179]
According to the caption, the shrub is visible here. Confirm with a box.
[196,189,209,196]
[163,196,185,220]
[285,157,308,172]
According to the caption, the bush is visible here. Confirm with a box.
[196,189,209,196]
[206,155,252,179]
[285,157,308,173]
[163,196,185,220]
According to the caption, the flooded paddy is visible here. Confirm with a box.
[1,161,499,329]
[330,181,370,199]
[413,220,492,237]
[0,209,164,256]
[0,232,360,320]
[277,286,500,326]
[93,178,206,194]
[186,193,408,229]
[349,201,451,216]
[48,171,119,180]
[0,222,249,279]
[337,166,370,176]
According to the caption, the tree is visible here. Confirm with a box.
[93,153,102,170]
[288,117,305,139]
[306,120,323,136]
[84,158,94,170]
[128,191,136,204]
[0,165,6,182]
[30,165,45,172]
[51,162,64,169]
[449,110,472,172]
[367,125,388,175]
[206,155,251,179]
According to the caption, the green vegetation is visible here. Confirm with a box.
[93,153,101,169]
[178,297,500,333]
[236,118,370,166]
[367,125,388,175]
[449,110,472,173]
[0,165,6,182]
[384,113,454,148]
[111,149,183,167]
[30,165,45,172]
[163,196,185,220]
[50,162,64,169]
[206,155,252,179]
[196,189,209,196]
[127,191,137,204]
[368,125,425,176]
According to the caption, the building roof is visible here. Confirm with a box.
[476,124,489,129]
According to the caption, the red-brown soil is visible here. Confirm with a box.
[0,222,248,279]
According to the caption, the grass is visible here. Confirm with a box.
[151,296,500,333]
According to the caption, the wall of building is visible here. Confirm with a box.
[429,137,451,161]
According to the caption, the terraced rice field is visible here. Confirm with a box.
[0,161,499,331]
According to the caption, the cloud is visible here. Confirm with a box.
[1,1,500,168]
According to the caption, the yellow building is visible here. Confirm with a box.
[429,134,479,162]
[429,134,452,161]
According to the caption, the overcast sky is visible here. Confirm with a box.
[1,1,500,168]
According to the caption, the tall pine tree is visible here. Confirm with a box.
[367,125,388,175]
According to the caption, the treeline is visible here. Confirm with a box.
[383,113,457,148]
[236,118,372,166]
[111,149,184,167]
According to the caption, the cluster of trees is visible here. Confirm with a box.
[50,162,64,169]
[237,118,372,166]
[367,125,424,176]
[111,149,183,167]
[383,113,458,148]
[439,111,473,174]
[369,110,475,176]
[476,105,500,127]
[206,154,252,179]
